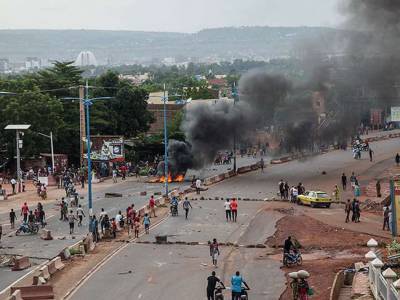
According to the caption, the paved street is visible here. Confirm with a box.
[71,201,285,300]
[70,133,400,300]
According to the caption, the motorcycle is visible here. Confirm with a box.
[283,250,303,267]
[171,203,178,216]
[240,287,250,300]
[16,222,39,235]
[214,282,225,300]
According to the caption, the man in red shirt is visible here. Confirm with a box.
[149,196,156,217]
[230,198,238,222]
[21,202,29,222]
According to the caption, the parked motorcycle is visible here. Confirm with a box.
[283,250,303,267]
[16,222,39,235]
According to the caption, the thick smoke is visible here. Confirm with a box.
[167,1,400,172]
[339,0,400,107]
[173,72,291,169]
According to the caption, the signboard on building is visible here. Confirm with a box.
[391,107,400,122]
[83,136,124,161]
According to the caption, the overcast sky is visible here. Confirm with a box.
[1,0,342,32]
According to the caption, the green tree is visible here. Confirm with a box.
[0,90,64,159]
[110,86,154,138]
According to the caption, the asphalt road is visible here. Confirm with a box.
[0,156,260,293]
[71,201,285,300]
[71,133,400,300]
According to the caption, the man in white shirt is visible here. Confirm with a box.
[10,178,17,194]
[290,186,298,203]
[195,178,201,195]
[224,199,232,222]
[76,205,85,227]
[112,169,117,183]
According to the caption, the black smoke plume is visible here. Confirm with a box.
[167,1,400,173]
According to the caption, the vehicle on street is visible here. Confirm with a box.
[16,222,39,235]
[297,191,332,208]
[214,282,225,300]
[283,249,303,267]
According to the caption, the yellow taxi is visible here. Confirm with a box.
[297,191,332,208]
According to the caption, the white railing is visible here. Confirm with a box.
[366,239,399,300]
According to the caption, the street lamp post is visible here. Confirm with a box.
[4,124,31,192]
[62,81,113,217]
[163,84,169,197]
[232,82,239,173]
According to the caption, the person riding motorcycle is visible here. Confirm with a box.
[283,236,296,261]
[170,196,178,215]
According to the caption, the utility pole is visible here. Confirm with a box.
[16,130,21,191]
[163,83,169,197]
[79,85,86,169]
[233,82,238,173]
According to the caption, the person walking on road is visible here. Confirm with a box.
[376,180,382,198]
[134,217,140,238]
[99,208,106,233]
[143,213,150,234]
[284,182,290,200]
[182,197,192,220]
[354,200,361,223]
[344,199,351,223]
[149,195,157,218]
[21,202,29,223]
[231,271,250,300]
[230,198,238,222]
[279,180,285,199]
[206,271,225,300]
[224,199,232,221]
[68,210,77,234]
[10,178,17,194]
[350,172,357,190]
[89,215,99,242]
[383,206,391,231]
[196,178,202,195]
[76,205,85,227]
[260,158,265,173]
[210,238,220,267]
[80,175,85,189]
[396,153,400,166]
[341,173,347,191]
[333,185,340,202]
[351,199,357,222]
[9,209,16,229]
[112,169,117,183]
[369,148,374,162]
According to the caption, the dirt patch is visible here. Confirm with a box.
[279,258,357,300]
[266,214,389,300]
[267,214,388,252]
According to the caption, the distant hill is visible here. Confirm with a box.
[0,27,346,64]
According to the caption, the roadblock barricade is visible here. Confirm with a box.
[32,275,46,286]
[52,257,64,271]
[11,285,54,300]
[38,266,50,281]
[40,229,53,241]
[237,165,252,173]
[12,256,31,271]
[7,290,22,300]
[250,163,259,170]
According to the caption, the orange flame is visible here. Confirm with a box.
[159,173,184,183]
